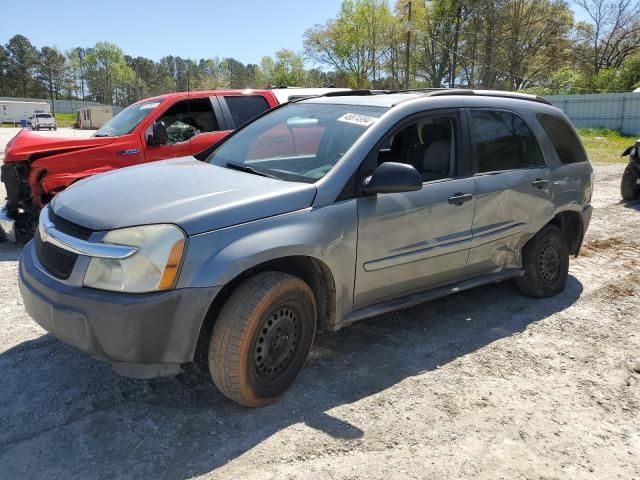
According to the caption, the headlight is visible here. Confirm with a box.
[83,224,186,293]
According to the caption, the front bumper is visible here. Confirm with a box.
[19,240,221,376]
[0,206,16,242]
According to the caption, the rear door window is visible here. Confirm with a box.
[224,95,270,127]
[470,109,545,173]
[536,113,587,164]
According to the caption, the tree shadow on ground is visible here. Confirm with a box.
[0,276,583,479]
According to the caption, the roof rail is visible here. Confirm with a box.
[425,89,552,105]
[321,89,374,97]
[299,87,552,106]
[373,88,448,94]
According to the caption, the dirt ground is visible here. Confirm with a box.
[0,128,639,479]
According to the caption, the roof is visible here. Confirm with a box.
[135,89,274,104]
[0,100,49,105]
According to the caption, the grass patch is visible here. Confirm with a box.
[54,113,76,128]
[577,128,637,163]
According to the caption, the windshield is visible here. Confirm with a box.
[36,113,52,118]
[208,103,386,183]
[95,99,164,137]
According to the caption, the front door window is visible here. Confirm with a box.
[156,99,219,144]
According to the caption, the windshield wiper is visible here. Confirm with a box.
[225,162,280,180]
[94,133,110,137]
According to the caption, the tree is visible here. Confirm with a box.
[411,0,462,87]
[0,45,8,96]
[67,47,87,101]
[503,0,574,90]
[304,0,393,88]
[36,47,66,114]
[257,50,307,86]
[575,0,640,73]
[619,52,640,89]
[5,34,39,97]
[84,42,135,105]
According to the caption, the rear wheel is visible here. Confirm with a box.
[208,271,316,407]
[516,224,569,298]
[621,166,640,201]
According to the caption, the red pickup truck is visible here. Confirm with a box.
[0,89,280,241]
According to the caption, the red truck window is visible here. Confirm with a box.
[224,96,270,128]
[156,99,220,144]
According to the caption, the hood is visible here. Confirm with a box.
[3,129,116,162]
[51,157,317,235]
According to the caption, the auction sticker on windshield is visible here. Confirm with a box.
[140,102,161,110]
[337,113,378,127]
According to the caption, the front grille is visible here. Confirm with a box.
[49,209,93,240]
[34,230,78,280]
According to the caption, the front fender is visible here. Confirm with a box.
[177,201,358,321]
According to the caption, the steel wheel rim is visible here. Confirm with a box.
[253,305,299,381]
[539,239,561,285]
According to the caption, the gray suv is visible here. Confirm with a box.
[19,90,593,406]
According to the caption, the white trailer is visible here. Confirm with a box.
[76,106,113,129]
[0,100,50,125]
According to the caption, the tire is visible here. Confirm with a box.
[516,224,569,298]
[621,166,640,201]
[208,271,316,407]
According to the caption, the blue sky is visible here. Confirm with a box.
[2,0,588,64]
[0,0,345,63]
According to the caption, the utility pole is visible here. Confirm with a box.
[405,1,412,89]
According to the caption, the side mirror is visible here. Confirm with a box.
[147,121,168,146]
[361,162,422,195]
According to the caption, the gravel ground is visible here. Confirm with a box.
[0,128,639,479]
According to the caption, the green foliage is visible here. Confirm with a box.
[54,113,76,127]
[619,53,640,89]
[577,128,638,163]
[4,34,39,97]
[304,0,395,88]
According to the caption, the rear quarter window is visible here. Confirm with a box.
[224,95,270,127]
[536,113,587,164]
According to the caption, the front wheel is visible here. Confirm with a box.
[208,271,316,407]
[621,165,640,201]
[516,224,569,298]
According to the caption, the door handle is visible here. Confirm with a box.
[448,193,473,205]
[532,178,549,189]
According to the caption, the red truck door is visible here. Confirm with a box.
[144,96,227,162]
